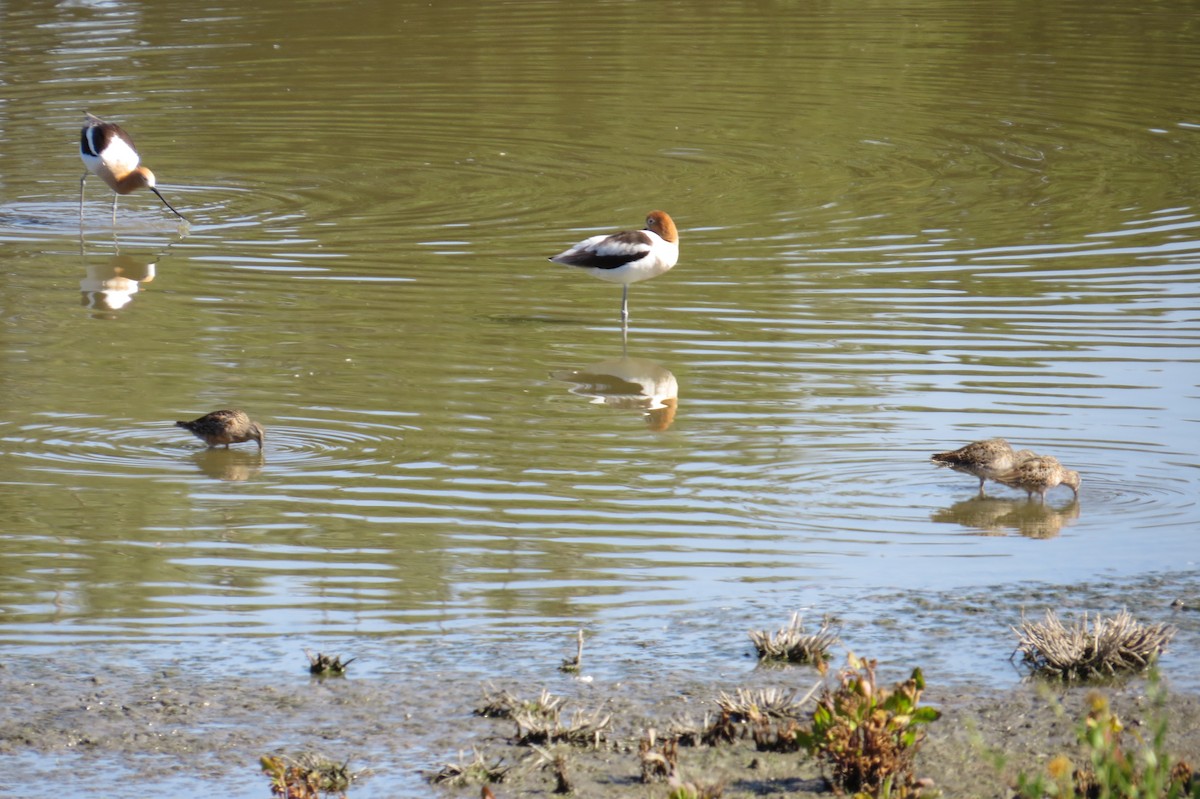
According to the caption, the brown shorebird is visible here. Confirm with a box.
[994,455,1081,503]
[175,410,264,449]
[931,438,1036,496]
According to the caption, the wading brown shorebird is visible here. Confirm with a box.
[549,210,679,329]
[80,112,188,224]
[994,455,1081,503]
[176,410,264,449]
[931,438,1036,496]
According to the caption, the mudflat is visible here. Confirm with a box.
[1,571,1196,798]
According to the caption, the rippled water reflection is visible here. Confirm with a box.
[0,0,1197,670]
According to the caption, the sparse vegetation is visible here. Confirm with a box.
[1014,610,1176,680]
[474,685,610,747]
[749,612,839,665]
[261,752,355,799]
[305,650,355,677]
[667,773,726,799]
[639,729,680,783]
[561,629,585,673]
[476,686,564,721]
[514,702,611,747]
[1014,679,1198,798]
[431,748,511,787]
[700,686,819,746]
[530,744,575,793]
[794,653,940,797]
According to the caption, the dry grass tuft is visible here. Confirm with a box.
[430,748,511,787]
[262,752,357,798]
[639,728,680,783]
[715,686,816,722]
[1013,609,1176,679]
[749,612,839,665]
[514,703,611,746]
[475,686,564,720]
[667,774,726,799]
[305,649,355,677]
[474,686,609,747]
[694,685,820,746]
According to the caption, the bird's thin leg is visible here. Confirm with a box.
[620,285,629,330]
[79,172,88,219]
[111,193,118,226]
[977,477,986,497]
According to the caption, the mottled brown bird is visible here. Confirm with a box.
[175,410,264,449]
[994,455,1081,503]
[931,438,1036,496]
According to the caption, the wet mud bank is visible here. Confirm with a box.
[1,570,1196,798]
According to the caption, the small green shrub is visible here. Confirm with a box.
[794,653,940,797]
[1014,677,1198,799]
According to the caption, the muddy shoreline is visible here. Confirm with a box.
[1,571,1196,798]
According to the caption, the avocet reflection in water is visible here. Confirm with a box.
[552,356,679,431]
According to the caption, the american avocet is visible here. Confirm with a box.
[994,455,1081,503]
[176,410,264,449]
[80,112,187,223]
[931,438,1037,496]
[549,210,679,328]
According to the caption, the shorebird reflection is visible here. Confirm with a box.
[931,496,1080,539]
[80,254,156,313]
[552,356,679,431]
[190,448,264,482]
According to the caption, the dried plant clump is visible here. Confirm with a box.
[475,686,564,720]
[528,744,575,794]
[514,703,612,747]
[474,686,609,747]
[430,748,511,787]
[261,752,357,799]
[305,650,355,677]
[667,774,726,799]
[639,728,680,783]
[698,685,818,746]
[1013,609,1176,680]
[716,686,816,722]
[749,612,839,665]
[560,628,584,673]
[795,654,940,797]
[751,715,806,753]
[664,714,709,747]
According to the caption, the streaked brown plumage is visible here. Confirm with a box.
[931,438,1036,495]
[175,410,264,449]
[994,455,1081,503]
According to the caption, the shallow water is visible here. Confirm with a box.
[1,0,1198,794]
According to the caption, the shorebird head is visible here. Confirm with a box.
[248,421,266,449]
[644,210,678,244]
[1062,469,1081,496]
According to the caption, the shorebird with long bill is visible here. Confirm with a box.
[549,210,679,329]
[175,410,264,450]
[80,112,188,224]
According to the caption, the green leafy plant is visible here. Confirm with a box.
[794,653,940,797]
[1014,677,1197,799]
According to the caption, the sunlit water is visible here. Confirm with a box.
[0,0,1198,794]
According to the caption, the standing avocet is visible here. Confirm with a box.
[549,210,679,329]
[80,112,187,224]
